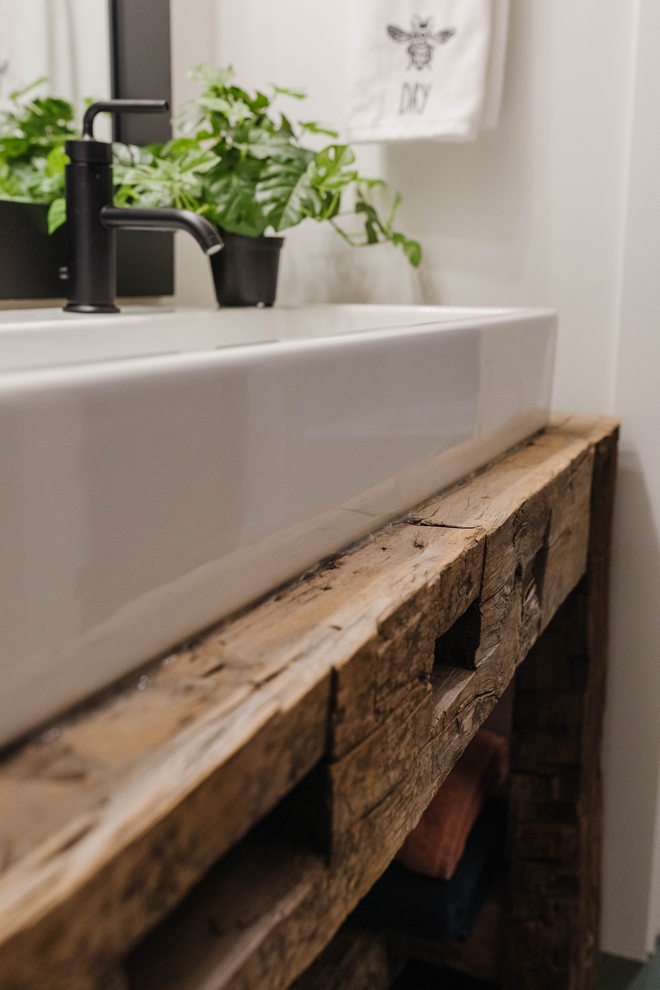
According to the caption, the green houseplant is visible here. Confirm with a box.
[0,81,74,298]
[1,70,421,306]
[183,66,420,257]
[0,81,173,299]
[0,80,74,207]
[109,66,421,305]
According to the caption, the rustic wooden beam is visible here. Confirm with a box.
[321,416,602,853]
[289,928,392,990]
[0,415,618,990]
[124,639,528,990]
[0,527,483,989]
[503,425,618,990]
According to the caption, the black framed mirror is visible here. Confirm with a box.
[0,0,174,300]
[110,0,174,296]
[110,0,172,146]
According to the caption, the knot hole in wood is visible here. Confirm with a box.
[433,600,482,671]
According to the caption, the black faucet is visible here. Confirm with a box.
[63,99,224,314]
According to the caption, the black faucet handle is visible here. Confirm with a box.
[82,99,169,140]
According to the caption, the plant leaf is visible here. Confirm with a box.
[272,85,307,100]
[299,121,339,138]
[9,78,49,102]
[205,158,268,236]
[45,146,69,176]
[47,197,66,233]
[311,145,358,194]
[112,142,220,210]
[257,156,325,230]
[403,238,422,266]
[239,129,313,165]
[189,64,235,88]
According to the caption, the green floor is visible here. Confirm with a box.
[598,954,644,990]
[599,944,660,990]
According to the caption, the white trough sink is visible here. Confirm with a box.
[0,304,556,745]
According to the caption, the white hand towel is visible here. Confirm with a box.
[346,0,494,143]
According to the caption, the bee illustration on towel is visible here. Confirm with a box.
[387,16,456,70]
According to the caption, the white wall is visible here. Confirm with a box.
[605,0,660,958]
[169,0,660,959]
[205,0,636,415]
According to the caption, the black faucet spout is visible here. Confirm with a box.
[101,207,223,257]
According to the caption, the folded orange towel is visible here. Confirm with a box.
[396,728,509,881]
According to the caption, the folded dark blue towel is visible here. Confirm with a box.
[394,958,499,990]
[349,796,507,943]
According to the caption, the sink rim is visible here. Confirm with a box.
[0,304,557,381]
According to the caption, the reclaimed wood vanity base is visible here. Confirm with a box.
[0,414,618,990]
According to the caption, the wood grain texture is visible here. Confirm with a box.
[409,416,607,670]
[0,525,486,989]
[124,611,577,990]
[0,671,331,990]
[290,928,391,990]
[0,415,619,990]
[329,525,484,758]
[322,416,611,853]
[503,426,619,990]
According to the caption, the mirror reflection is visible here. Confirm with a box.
[0,0,110,111]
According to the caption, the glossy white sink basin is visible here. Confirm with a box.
[0,304,556,745]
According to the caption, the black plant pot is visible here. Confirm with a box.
[210,232,284,307]
[0,200,174,300]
